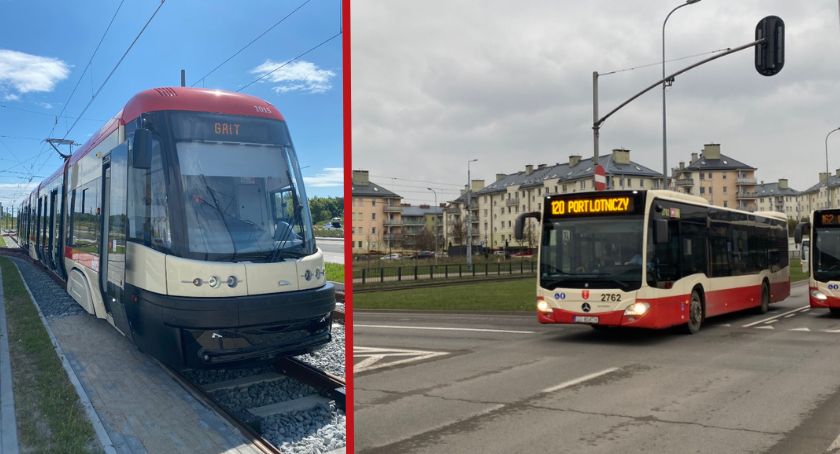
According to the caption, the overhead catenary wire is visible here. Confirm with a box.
[236,30,341,92]
[192,0,313,87]
[368,174,465,187]
[62,0,166,140]
[51,0,126,131]
[599,47,730,76]
[0,104,106,123]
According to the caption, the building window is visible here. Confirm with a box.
[700,187,705,194]
[700,173,704,180]
[372,213,376,220]
[372,199,376,206]
[723,201,728,207]
[372,227,376,234]
[723,186,727,193]
[709,187,713,194]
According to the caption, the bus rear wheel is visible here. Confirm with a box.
[684,289,704,334]
[756,282,770,314]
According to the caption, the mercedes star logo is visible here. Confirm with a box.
[582,303,591,313]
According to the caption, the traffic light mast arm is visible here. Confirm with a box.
[594,38,763,130]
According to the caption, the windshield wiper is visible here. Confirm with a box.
[198,173,239,262]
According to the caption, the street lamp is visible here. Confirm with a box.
[466,159,478,271]
[662,0,702,189]
[427,187,439,263]
[825,126,840,208]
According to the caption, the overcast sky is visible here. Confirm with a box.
[352,0,840,205]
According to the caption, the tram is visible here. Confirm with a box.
[17,87,335,368]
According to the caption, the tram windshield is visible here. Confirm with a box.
[170,113,314,261]
[539,216,644,291]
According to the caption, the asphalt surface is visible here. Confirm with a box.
[318,237,344,264]
[354,281,840,453]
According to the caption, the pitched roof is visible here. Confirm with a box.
[803,175,840,193]
[474,153,661,196]
[351,180,401,198]
[755,182,799,197]
[684,152,755,171]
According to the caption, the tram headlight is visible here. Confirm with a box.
[208,276,220,288]
[536,297,551,313]
[623,302,650,317]
[811,290,828,301]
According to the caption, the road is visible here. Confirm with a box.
[318,237,344,264]
[354,281,840,453]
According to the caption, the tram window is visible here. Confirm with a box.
[72,182,100,254]
[128,136,170,249]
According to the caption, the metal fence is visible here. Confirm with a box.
[354,261,536,284]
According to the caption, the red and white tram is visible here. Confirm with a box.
[17,87,335,368]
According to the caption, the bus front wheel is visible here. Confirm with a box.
[830,308,840,316]
[684,289,704,334]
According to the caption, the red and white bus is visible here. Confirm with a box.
[796,209,840,314]
[515,190,790,333]
[17,87,335,368]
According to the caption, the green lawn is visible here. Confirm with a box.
[325,262,344,283]
[354,278,535,311]
[790,266,809,283]
[0,257,100,452]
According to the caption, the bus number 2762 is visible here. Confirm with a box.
[601,293,621,302]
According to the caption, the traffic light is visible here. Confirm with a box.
[755,15,784,76]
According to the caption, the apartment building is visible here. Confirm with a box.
[442,180,483,249]
[401,204,444,251]
[671,144,758,211]
[471,149,662,250]
[795,171,840,217]
[350,170,402,254]
[755,178,802,219]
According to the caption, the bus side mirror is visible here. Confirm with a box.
[131,128,152,170]
[794,222,809,244]
[514,211,541,240]
[654,218,669,244]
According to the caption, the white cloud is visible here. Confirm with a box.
[304,167,343,187]
[250,60,335,94]
[0,182,39,208]
[38,102,53,110]
[0,49,69,100]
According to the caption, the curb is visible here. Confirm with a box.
[11,262,117,454]
[0,268,19,454]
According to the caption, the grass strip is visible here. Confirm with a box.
[326,263,344,283]
[354,277,535,311]
[0,257,100,453]
[790,266,808,283]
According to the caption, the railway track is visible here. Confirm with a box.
[167,356,346,453]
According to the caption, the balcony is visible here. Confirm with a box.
[384,219,401,226]
[505,198,519,207]
[674,178,694,187]
[383,204,402,213]
[736,191,758,199]
[736,177,757,185]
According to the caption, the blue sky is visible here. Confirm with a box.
[0,0,343,212]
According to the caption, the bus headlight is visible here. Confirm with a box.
[811,290,828,301]
[624,302,650,317]
[536,298,551,313]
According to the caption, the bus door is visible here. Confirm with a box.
[99,146,132,337]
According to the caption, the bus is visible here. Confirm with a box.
[514,190,790,333]
[17,87,335,368]
[795,209,840,315]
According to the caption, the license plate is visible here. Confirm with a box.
[574,316,599,324]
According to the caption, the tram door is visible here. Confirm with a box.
[47,191,56,269]
[99,145,131,337]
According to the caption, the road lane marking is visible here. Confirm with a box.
[789,327,811,332]
[355,324,535,334]
[756,326,775,330]
[783,314,797,318]
[765,319,779,324]
[542,367,620,393]
[825,329,840,333]
[742,305,809,327]
[828,431,840,452]
[354,346,450,373]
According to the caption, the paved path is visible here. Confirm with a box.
[0,268,19,454]
[354,282,840,453]
[10,257,260,454]
[318,237,344,264]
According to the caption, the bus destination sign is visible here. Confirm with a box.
[550,196,633,217]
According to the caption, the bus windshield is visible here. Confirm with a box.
[539,216,643,291]
[814,228,840,281]
[177,141,314,260]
